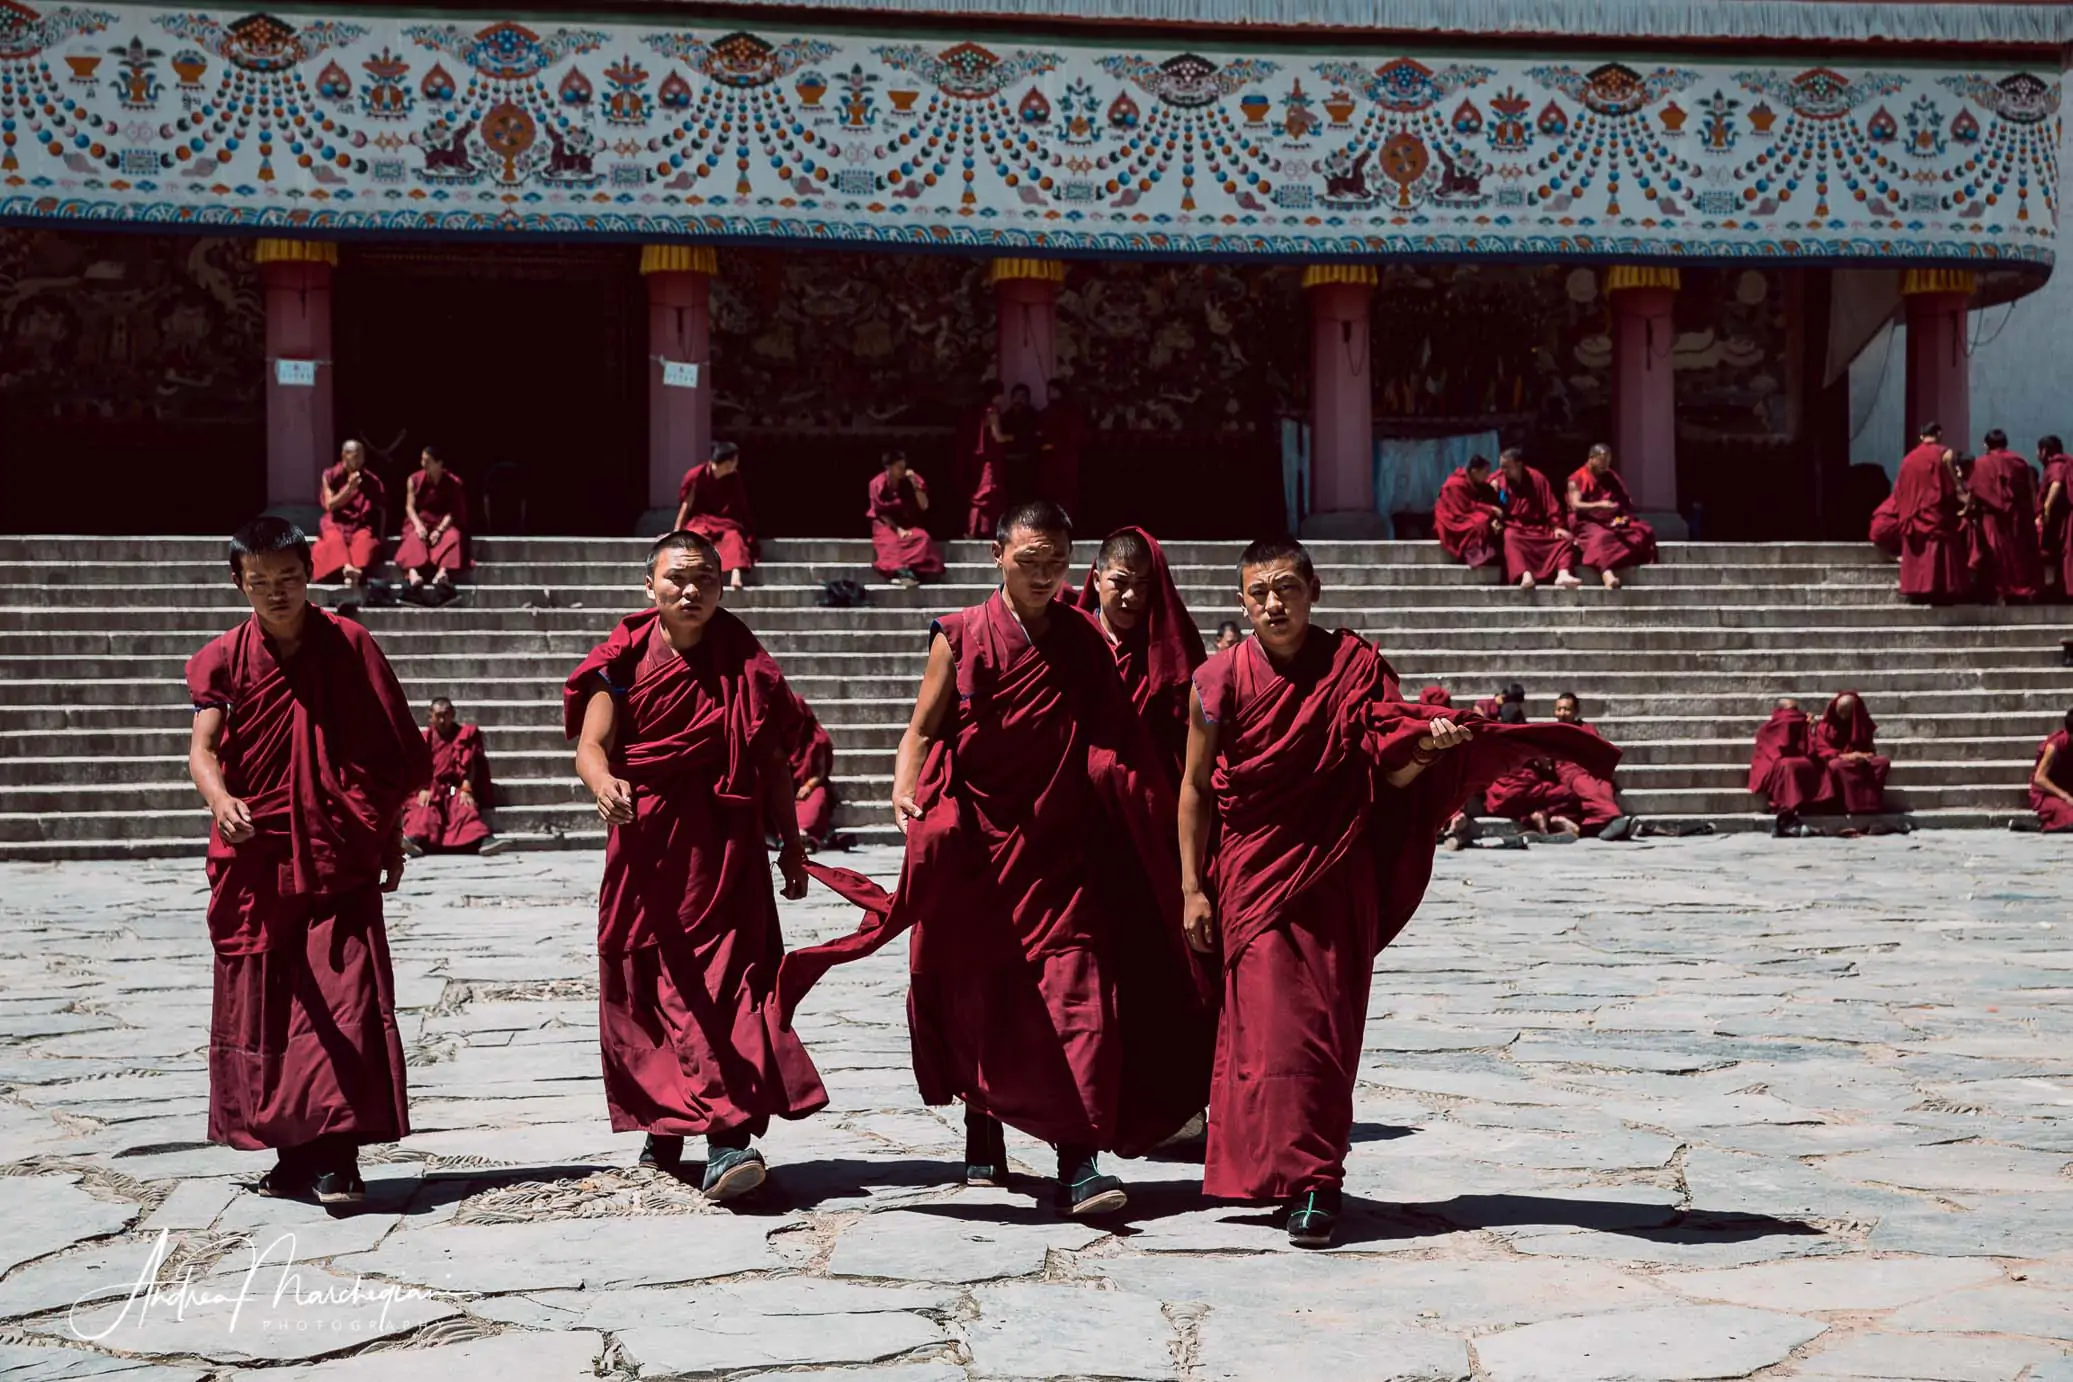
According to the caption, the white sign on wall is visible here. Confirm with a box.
[274,359,318,387]
[661,361,702,389]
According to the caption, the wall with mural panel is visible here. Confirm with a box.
[0,3,2059,266]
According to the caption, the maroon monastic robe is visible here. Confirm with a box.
[564,608,826,1138]
[1968,449,2043,602]
[2042,454,2072,594]
[1433,467,1504,569]
[868,471,947,580]
[963,410,1008,539]
[311,464,386,581]
[780,594,1213,1155]
[1869,495,1902,556]
[2031,729,2073,832]
[1499,465,1581,583]
[677,464,757,574]
[1075,526,1208,786]
[402,723,493,851]
[394,468,469,573]
[1419,685,1453,708]
[1192,631,1618,1199]
[1039,401,1087,518]
[1485,726,1620,830]
[1567,465,1659,571]
[1813,691,1891,815]
[1894,443,1969,601]
[186,608,432,1151]
[1748,706,1828,815]
[782,685,837,846]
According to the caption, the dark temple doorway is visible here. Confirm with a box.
[334,243,644,535]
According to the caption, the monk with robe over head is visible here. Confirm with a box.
[1968,430,2044,603]
[568,532,824,1201]
[1749,698,1829,833]
[1076,526,1208,786]
[1496,448,1583,590]
[2030,709,2073,833]
[394,445,469,597]
[311,441,386,586]
[776,501,1214,1219]
[1178,537,1619,1246]
[1432,455,1505,570]
[868,450,946,587]
[2038,436,2071,597]
[781,684,838,850]
[402,697,504,856]
[673,441,756,591]
[1038,378,1087,518]
[1566,444,1658,588]
[1869,494,1902,557]
[1894,424,1971,603]
[963,399,1009,539]
[186,517,432,1205]
[1813,691,1891,815]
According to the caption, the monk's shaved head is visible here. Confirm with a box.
[1467,454,1490,473]
[998,499,1073,545]
[1238,535,1313,582]
[2041,435,2065,457]
[646,529,722,578]
[1097,529,1152,572]
[1777,697,1801,711]
[431,696,453,712]
[228,515,312,583]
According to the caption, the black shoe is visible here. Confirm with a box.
[639,1133,685,1173]
[1286,1186,1341,1247]
[1772,811,1799,839]
[253,1159,314,1200]
[1598,815,1635,842]
[313,1164,366,1206]
[964,1107,1009,1187]
[1055,1151,1127,1218]
[701,1145,767,1202]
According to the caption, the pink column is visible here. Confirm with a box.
[1303,266,1380,536]
[257,240,337,510]
[643,247,716,517]
[1606,266,1680,514]
[1902,270,1975,454]
[990,258,1064,407]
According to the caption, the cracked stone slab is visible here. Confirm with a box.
[1814,1144,2072,1194]
[0,1341,203,1380]
[465,1279,958,1332]
[619,1310,946,1377]
[216,1329,605,1380]
[1193,1304,1471,1381]
[824,1208,1104,1282]
[1474,1304,1825,1382]
[0,1177,138,1277]
[331,1214,789,1293]
[962,1283,1177,1380]
[1658,1255,2003,1311]
[1882,1285,2073,1339]
[1790,1332,2064,1380]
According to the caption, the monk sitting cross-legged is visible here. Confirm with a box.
[1077,525,1209,786]
[567,531,826,1202]
[1497,447,1584,591]
[2029,708,2073,833]
[1749,698,1829,835]
[1432,454,1505,570]
[776,501,1215,1219]
[673,441,757,591]
[868,449,946,588]
[1813,690,1892,816]
[1894,422,1970,604]
[1566,444,1658,589]
[402,697,506,857]
[1549,692,1632,837]
[186,517,432,1206]
[1968,429,2044,603]
[1178,537,1620,1247]
[394,445,469,600]
[311,440,386,588]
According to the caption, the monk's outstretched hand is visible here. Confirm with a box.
[212,795,256,845]
[595,776,635,826]
[1420,717,1472,754]
[1181,889,1217,955]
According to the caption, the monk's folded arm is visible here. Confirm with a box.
[1177,688,1219,897]
[188,706,233,810]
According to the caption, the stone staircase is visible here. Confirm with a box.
[1,535,2066,859]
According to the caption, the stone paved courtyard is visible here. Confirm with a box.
[0,835,2068,1381]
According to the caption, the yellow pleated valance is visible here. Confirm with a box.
[1603,265,1682,293]
[253,239,338,266]
[1900,268,1977,297]
[640,244,718,275]
[987,257,1067,286]
[1299,264,1380,290]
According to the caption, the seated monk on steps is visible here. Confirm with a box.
[402,697,506,856]
[2029,708,2073,833]
[1432,454,1504,571]
[673,441,757,591]
[1496,447,1583,591]
[1565,444,1658,589]
[394,445,469,599]
[311,441,385,588]
[867,450,946,588]
[1813,690,1891,816]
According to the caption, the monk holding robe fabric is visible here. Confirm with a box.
[311,440,386,587]
[1968,430,2044,603]
[2030,709,2073,832]
[1812,690,1891,815]
[1497,448,1584,590]
[673,441,756,591]
[2038,436,2071,597]
[1748,698,1828,833]
[394,445,468,597]
[568,532,824,1200]
[186,517,431,1205]
[1894,423,1970,603]
[782,684,838,850]
[402,697,505,857]
[1076,526,1208,785]
[777,501,1213,1218]
[1179,537,1619,1246]
[1432,455,1505,570]
[868,450,946,587]
[1566,444,1658,589]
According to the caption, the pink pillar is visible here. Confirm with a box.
[257,242,336,509]
[1607,268,1679,514]
[991,260,1062,406]
[1902,271,1975,454]
[645,266,713,513]
[1303,268,1380,536]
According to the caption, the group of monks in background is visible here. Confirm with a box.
[1433,444,1659,590]
[311,440,472,599]
[1874,423,2073,604]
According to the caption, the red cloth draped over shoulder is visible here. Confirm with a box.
[1433,467,1503,569]
[1747,705,1829,814]
[677,464,757,573]
[403,723,493,850]
[868,471,947,579]
[1812,691,1891,815]
[395,469,469,573]
[783,593,1212,1155]
[1894,443,1969,600]
[1566,466,1659,571]
[311,464,387,580]
[1869,495,1902,556]
[2031,728,2073,832]
[1968,449,2044,601]
[1499,466,1580,583]
[1075,526,1208,786]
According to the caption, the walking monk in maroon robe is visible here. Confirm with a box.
[1894,423,1970,603]
[777,501,1213,1217]
[394,445,468,596]
[1969,429,2044,603]
[1497,447,1583,590]
[1869,494,1902,557]
[1813,690,1891,815]
[782,684,838,850]
[1179,537,1618,1246]
[1749,698,1829,833]
[963,399,1009,539]
[673,441,756,591]
[2037,435,2071,598]
[311,440,386,587]
[402,697,505,856]
[186,517,431,1205]
[1076,526,1207,785]
[868,449,946,587]
[1433,455,1505,570]
[2030,709,2073,832]
[1566,444,1658,589]
[568,532,824,1200]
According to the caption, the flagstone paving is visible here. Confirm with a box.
[0,833,2067,1380]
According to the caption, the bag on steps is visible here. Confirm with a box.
[818,579,871,609]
